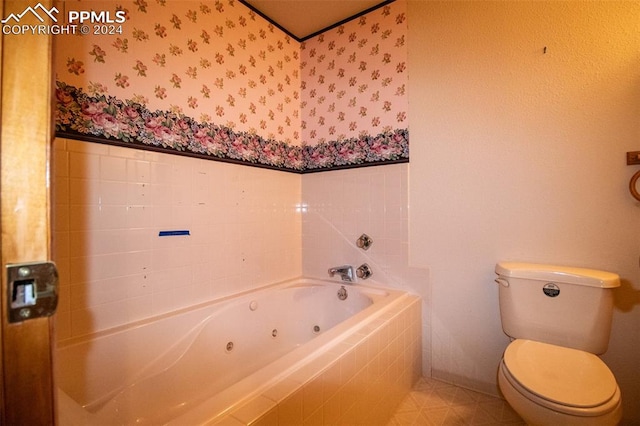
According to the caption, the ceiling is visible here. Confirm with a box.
[242,0,390,41]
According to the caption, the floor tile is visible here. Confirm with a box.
[387,377,526,426]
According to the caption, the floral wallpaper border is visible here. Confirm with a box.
[55,82,409,173]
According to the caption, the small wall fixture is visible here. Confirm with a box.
[627,151,640,202]
[356,233,373,250]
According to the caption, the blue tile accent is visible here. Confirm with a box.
[158,230,190,237]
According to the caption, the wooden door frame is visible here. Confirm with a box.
[0,0,56,423]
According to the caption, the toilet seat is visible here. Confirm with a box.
[502,339,619,416]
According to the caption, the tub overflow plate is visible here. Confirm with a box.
[337,286,348,300]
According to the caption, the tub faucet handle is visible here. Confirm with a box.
[356,263,372,280]
[356,234,373,250]
[328,265,354,282]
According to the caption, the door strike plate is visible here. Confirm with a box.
[6,262,59,323]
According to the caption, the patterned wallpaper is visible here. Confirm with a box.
[54,0,408,172]
[301,2,408,143]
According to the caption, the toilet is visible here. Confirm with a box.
[495,262,622,426]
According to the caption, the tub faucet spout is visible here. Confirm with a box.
[328,265,354,282]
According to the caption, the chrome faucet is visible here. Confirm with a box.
[328,265,354,282]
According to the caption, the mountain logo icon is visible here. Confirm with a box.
[1,3,59,24]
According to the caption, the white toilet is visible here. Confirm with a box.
[495,262,622,426]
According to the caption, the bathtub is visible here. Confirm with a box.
[56,277,421,425]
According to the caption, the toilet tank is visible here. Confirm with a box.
[495,262,620,354]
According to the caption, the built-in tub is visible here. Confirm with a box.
[56,278,421,425]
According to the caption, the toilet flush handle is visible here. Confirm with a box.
[495,278,509,287]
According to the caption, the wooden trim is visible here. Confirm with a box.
[57,131,409,174]
[298,0,396,42]
[238,0,396,42]
[0,0,4,415]
[56,130,305,174]
[301,157,409,173]
[0,0,56,423]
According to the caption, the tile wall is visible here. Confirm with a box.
[301,164,431,375]
[52,138,302,340]
[224,294,422,425]
[52,140,430,382]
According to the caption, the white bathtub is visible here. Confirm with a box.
[56,277,421,425]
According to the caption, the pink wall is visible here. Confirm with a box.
[56,0,300,144]
[52,138,302,339]
[52,0,410,339]
[300,2,408,142]
[54,0,409,171]
[408,1,640,420]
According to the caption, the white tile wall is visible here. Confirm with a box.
[301,164,431,375]
[52,140,430,381]
[222,295,422,425]
[52,139,302,340]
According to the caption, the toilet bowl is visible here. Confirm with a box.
[498,339,622,426]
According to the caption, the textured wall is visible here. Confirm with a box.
[408,1,640,421]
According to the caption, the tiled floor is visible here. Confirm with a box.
[387,377,526,426]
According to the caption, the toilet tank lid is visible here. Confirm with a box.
[495,262,620,288]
